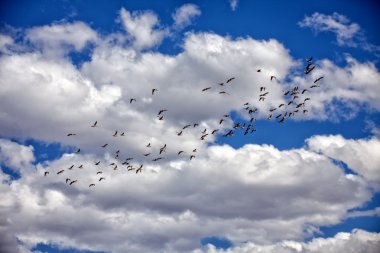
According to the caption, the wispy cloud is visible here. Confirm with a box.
[298,12,380,53]
[172,3,201,30]
[229,0,238,11]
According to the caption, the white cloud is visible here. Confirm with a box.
[229,0,239,11]
[0,34,14,54]
[307,135,380,189]
[0,139,35,173]
[298,12,380,53]
[0,135,374,252]
[196,229,380,253]
[26,21,98,56]
[298,12,361,47]
[172,4,201,30]
[119,8,169,50]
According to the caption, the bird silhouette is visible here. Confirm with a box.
[68,165,74,170]
[91,121,97,127]
[67,133,76,136]
[44,171,49,176]
[95,161,100,165]
[101,143,108,148]
[89,184,95,187]
[202,87,211,92]
[112,131,118,137]
[130,98,136,103]
[75,149,80,154]
[99,177,105,181]
[152,88,158,95]
[314,76,324,83]
[69,180,77,185]
[226,77,235,83]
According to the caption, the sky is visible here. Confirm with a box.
[0,0,380,252]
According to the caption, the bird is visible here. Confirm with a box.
[67,133,76,136]
[202,128,207,134]
[146,143,151,148]
[267,114,272,120]
[310,84,320,88]
[223,130,234,137]
[69,180,77,185]
[95,161,100,165]
[269,108,277,112]
[296,103,305,108]
[152,157,164,161]
[112,131,118,137]
[192,149,197,152]
[219,91,229,95]
[121,132,125,136]
[157,115,164,120]
[211,129,219,134]
[136,165,143,173]
[125,157,134,161]
[143,153,151,156]
[226,77,235,83]
[257,69,262,72]
[278,104,285,108]
[57,169,64,175]
[260,92,269,96]
[202,87,211,92]
[223,114,230,118]
[305,66,315,74]
[218,82,224,86]
[190,155,195,160]
[158,109,167,115]
[91,121,97,127]
[302,89,308,94]
[113,165,118,170]
[44,171,49,176]
[99,177,105,181]
[101,143,108,148]
[260,87,266,92]
[279,116,286,123]
[96,171,103,174]
[68,165,74,170]
[152,88,158,95]
[89,184,95,187]
[178,151,185,155]
[288,101,293,105]
[183,124,191,129]
[75,149,80,154]
[244,102,250,106]
[177,131,183,136]
[270,76,276,81]
[109,162,116,166]
[130,98,136,103]
[275,114,282,119]
[78,165,83,169]
[284,91,290,96]
[200,134,208,140]
[306,57,313,62]
[314,76,324,83]
[259,97,265,102]
[304,98,311,102]
[65,178,70,183]
[193,123,199,127]
[219,119,225,124]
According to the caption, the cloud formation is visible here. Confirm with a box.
[172,4,201,30]
[298,12,380,53]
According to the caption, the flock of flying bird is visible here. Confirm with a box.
[44,57,323,188]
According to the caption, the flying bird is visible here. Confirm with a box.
[89,184,95,187]
[143,153,151,156]
[68,165,74,170]
[136,165,143,173]
[183,124,191,129]
[146,143,151,148]
[112,131,118,137]
[57,171,64,176]
[200,134,208,140]
[101,143,108,148]
[260,87,266,92]
[314,76,324,83]
[202,87,211,92]
[178,151,185,155]
[70,180,77,185]
[270,76,276,81]
[306,57,313,62]
[99,177,105,181]
[211,129,219,134]
[121,132,125,136]
[219,91,229,95]
[65,178,70,183]
[257,69,262,72]
[75,149,80,154]
[95,161,100,165]
[152,88,158,95]
[44,171,49,176]
[67,133,76,136]
[305,66,315,74]
[96,171,103,174]
[226,77,235,83]
[130,98,136,103]
[158,109,167,115]
[219,119,225,124]
[152,157,164,161]
[177,131,183,136]
[190,155,196,160]
[78,165,83,169]
[91,121,97,127]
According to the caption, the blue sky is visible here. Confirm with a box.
[0,1,379,253]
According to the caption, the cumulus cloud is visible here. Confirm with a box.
[298,12,380,53]
[26,21,98,56]
[196,229,380,253]
[119,8,169,50]
[0,136,375,252]
[172,4,201,30]
[307,135,380,189]
[0,139,35,173]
